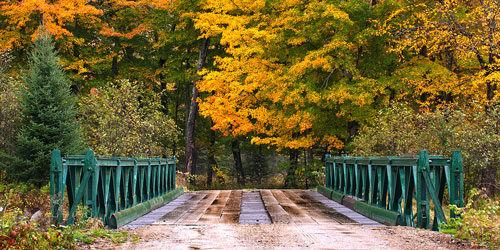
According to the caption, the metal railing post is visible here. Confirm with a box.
[50,150,63,224]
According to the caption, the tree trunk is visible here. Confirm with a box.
[308,148,314,167]
[207,155,215,186]
[483,42,498,195]
[186,38,210,181]
[487,82,497,100]
[356,46,363,67]
[111,38,120,76]
[481,165,497,197]
[111,55,118,76]
[257,146,263,185]
[158,57,169,113]
[172,85,180,156]
[304,149,309,189]
[286,148,299,188]
[207,121,216,186]
[231,139,245,185]
[347,121,359,144]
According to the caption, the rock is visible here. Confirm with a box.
[30,210,44,223]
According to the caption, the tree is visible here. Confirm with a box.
[79,80,180,158]
[380,0,500,104]
[377,0,500,194]
[245,144,270,186]
[192,0,407,186]
[16,29,82,185]
[0,54,23,180]
[352,102,500,197]
[0,51,19,156]
[186,38,210,179]
[0,77,22,156]
[231,138,245,185]
[0,0,103,88]
[194,0,395,156]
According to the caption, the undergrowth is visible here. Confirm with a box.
[441,188,500,249]
[0,176,136,249]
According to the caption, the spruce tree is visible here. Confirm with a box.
[16,29,81,185]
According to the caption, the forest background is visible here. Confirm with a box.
[1,0,500,194]
[1,0,500,248]
[2,0,500,194]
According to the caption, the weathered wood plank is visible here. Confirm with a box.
[220,190,242,224]
[260,190,292,224]
[239,191,271,224]
[155,192,208,225]
[198,190,231,224]
[307,190,382,226]
[177,191,220,224]
[271,190,316,224]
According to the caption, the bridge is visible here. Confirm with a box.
[49,149,464,248]
[121,189,380,229]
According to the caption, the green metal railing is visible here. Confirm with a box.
[323,150,464,230]
[50,150,178,228]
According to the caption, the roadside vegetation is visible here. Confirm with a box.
[441,189,500,249]
[0,176,135,249]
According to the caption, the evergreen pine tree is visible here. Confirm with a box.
[16,28,82,185]
[246,146,270,185]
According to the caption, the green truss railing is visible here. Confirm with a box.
[50,150,178,228]
[324,150,464,230]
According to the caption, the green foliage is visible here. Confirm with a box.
[188,165,230,191]
[245,151,270,186]
[351,103,454,156]
[16,29,82,185]
[79,79,180,157]
[73,228,132,245]
[241,143,281,187]
[0,219,76,250]
[0,51,13,82]
[0,77,22,155]
[280,160,323,189]
[441,189,500,249]
[70,207,134,246]
[0,78,25,181]
[0,183,51,216]
[0,181,134,249]
[351,102,500,196]
[0,181,75,249]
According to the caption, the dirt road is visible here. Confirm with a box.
[82,190,467,250]
[108,223,462,250]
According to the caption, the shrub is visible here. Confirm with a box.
[79,79,179,158]
[351,102,500,197]
[0,77,22,156]
[0,183,134,249]
[442,189,500,249]
[0,77,24,180]
[0,182,75,249]
[0,50,13,83]
[0,182,51,217]
[351,103,455,156]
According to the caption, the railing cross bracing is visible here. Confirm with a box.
[50,150,181,228]
[322,150,464,230]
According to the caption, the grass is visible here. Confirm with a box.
[73,228,137,245]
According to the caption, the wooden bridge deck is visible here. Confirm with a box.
[122,190,381,229]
